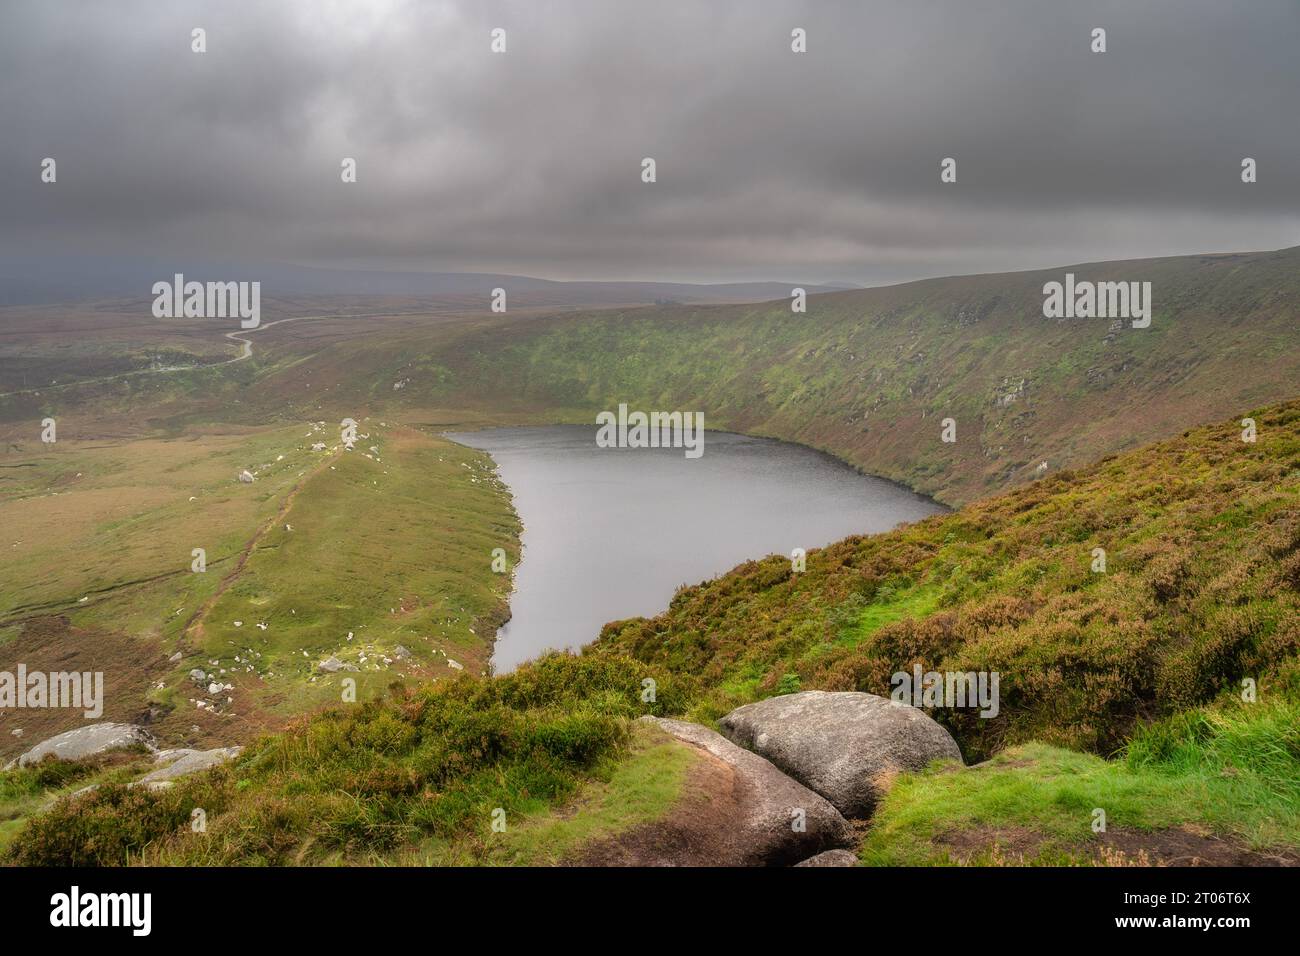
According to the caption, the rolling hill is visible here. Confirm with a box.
[6,246,1297,509]
[363,245,1300,505]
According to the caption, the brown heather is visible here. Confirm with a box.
[594,399,1300,761]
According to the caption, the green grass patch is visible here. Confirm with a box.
[468,724,695,866]
[859,699,1300,865]
[846,580,942,647]
[2,654,688,866]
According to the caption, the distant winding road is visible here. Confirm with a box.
[0,312,402,399]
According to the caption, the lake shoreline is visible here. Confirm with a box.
[446,423,948,671]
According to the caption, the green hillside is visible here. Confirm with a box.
[595,398,1300,757]
[0,420,519,764]
[6,248,1298,510]
[352,246,1300,505]
[2,247,1297,865]
[7,398,1296,865]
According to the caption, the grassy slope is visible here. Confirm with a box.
[450,722,695,867]
[6,250,1298,511]
[597,400,1300,757]
[0,426,303,628]
[0,418,520,761]
[3,654,691,865]
[862,701,1300,865]
[1,424,319,756]
[1,249,1297,863]
[5,400,1297,865]
[356,246,1300,505]
[587,399,1300,859]
[188,421,520,717]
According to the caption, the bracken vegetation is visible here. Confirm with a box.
[597,399,1300,764]
[5,655,686,865]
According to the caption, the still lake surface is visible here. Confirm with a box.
[449,426,947,672]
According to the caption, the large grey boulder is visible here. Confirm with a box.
[720,690,962,818]
[640,716,851,866]
[6,722,156,769]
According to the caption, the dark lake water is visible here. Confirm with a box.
[449,426,946,672]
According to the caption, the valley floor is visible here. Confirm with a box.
[0,416,519,766]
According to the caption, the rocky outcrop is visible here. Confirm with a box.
[720,691,962,818]
[137,747,242,788]
[635,716,852,866]
[318,655,358,673]
[795,849,859,867]
[5,722,156,769]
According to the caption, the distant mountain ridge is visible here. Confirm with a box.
[0,255,854,307]
[3,245,1296,508]
[367,244,1300,504]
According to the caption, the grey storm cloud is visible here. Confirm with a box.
[0,0,1297,284]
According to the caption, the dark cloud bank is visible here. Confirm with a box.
[0,0,1296,289]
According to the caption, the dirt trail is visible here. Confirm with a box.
[179,446,342,645]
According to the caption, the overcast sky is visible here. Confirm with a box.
[1,0,1297,285]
